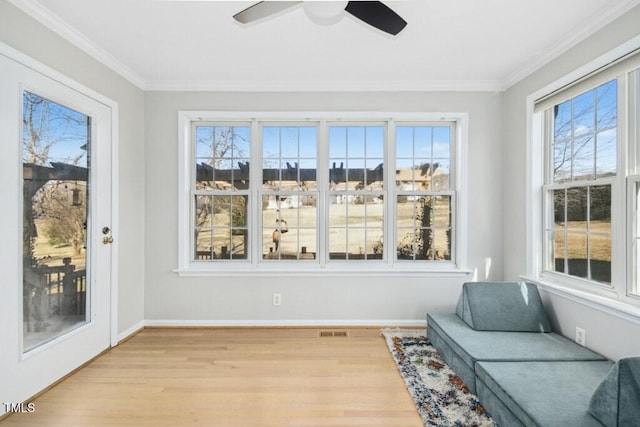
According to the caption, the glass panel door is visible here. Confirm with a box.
[22,92,92,352]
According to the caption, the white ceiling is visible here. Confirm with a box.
[9,0,640,91]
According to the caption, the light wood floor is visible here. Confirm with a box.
[2,328,423,427]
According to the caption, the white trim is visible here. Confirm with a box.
[0,40,120,350]
[177,111,468,275]
[528,277,640,326]
[173,267,472,278]
[526,34,640,107]
[6,0,147,90]
[116,321,145,344]
[109,106,120,347]
[503,0,640,90]
[144,319,426,328]
[525,35,640,323]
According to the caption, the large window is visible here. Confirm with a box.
[178,114,464,274]
[531,49,640,304]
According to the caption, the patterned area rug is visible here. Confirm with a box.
[382,329,496,427]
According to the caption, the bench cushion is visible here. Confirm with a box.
[427,313,606,393]
[476,360,613,427]
[588,357,640,427]
[456,281,552,332]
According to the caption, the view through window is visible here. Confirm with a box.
[184,117,460,270]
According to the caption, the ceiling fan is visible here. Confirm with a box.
[233,1,407,36]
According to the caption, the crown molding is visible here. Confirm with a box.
[7,0,147,90]
[10,0,639,94]
[502,0,640,90]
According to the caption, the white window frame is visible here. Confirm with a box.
[176,111,469,277]
[526,36,640,319]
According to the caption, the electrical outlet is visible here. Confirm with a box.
[272,293,282,306]
[575,327,586,346]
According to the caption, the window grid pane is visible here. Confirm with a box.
[262,126,318,261]
[396,195,451,261]
[187,119,458,268]
[545,79,617,285]
[195,125,250,190]
[262,195,317,260]
[395,125,453,261]
[552,80,617,183]
[328,126,385,260]
[547,185,611,284]
[193,124,251,262]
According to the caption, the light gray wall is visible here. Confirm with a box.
[144,91,504,323]
[0,0,146,335]
[503,4,640,360]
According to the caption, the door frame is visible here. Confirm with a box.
[0,41,119,412]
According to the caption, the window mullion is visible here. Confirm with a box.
[250,119,261,265]
[317,120,328,266]
[386,120,395,266]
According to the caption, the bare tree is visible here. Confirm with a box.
[23,93,89,258]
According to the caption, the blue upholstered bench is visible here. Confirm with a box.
[426,281,640,426]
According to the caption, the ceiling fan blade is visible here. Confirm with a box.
[233,1,302,24]
[344,1,407,35]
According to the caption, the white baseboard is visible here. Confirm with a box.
[116,320,145,344]
[143,319,426,328]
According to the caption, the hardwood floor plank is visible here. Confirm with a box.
[2,328,422,427]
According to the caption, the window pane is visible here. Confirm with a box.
[552,80,617,185]
[572,134,595,180]
[590,233,611,284]
[553,228,566,274]
[590,185,611,284]
[365,158,384,188]
[263,126,317,190]
[330,125,385,191]
[548,184,611,284]
[203,195,248,260]
[262,196,316,260]
[554,100,572,141]
[195,195,213,259]
[396,126,414,158]
[329,199,384,260]
[195,125,250,191]
[566,187,587,229]
[22,92,91,351]
[573,90,595,137]
[329,127,346,158]
[396,196,450,261]
[432,127,451,157]
[565,187,588,279]
[566,232,588,279]
[553,138,572,183]
[432,159,450,190]
[596,79,617,130]
[396,126,451,191]
[595,128,616,178]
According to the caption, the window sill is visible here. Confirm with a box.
[523,275,640,326]
[174,264,472,278]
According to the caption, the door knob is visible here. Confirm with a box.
[102,236,114,245]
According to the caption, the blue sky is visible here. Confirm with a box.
[22,92,89,168]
